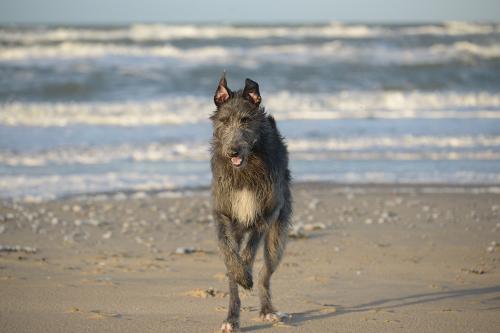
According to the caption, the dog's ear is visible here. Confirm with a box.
[214,73,232,107]
[242,78,261,106]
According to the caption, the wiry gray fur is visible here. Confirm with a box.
[210,74,292,332]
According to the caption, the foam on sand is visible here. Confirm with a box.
[3,169,500,201]
[0,172,211,201]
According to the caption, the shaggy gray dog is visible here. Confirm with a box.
[210,74,292,332]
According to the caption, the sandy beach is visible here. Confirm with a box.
[0,183,499,332]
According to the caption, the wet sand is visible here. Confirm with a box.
[0,183,499,332]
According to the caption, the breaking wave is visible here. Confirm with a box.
[1,22,498,44]
[1,40,499,66]
[1,91,499,126]
[2,135,500,167]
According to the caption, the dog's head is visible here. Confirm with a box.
[211,73,265,169]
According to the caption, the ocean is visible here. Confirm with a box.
[1,21,500,200]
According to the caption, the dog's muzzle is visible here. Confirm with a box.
[229,146,244,167]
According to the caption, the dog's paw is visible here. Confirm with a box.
[260,311,290,323]
[220,321,239,332]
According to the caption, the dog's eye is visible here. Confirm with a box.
[240,116,250,123]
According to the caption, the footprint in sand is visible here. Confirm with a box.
[66,307,122,320]
[87,310,123,320]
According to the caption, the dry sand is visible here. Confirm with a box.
[0,183,499,332]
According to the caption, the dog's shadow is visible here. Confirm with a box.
[241,285,500,331]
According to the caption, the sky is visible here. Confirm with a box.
[0,0,499,24]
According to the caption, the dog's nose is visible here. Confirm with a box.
[229,147,241,157]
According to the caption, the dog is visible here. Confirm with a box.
[210,74,292,332]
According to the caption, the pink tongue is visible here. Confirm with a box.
[231,156,242,166]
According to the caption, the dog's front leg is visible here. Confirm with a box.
[215,212,252,332]
[220,272,241,333]
[241,206,279,273]
[241,229,263,272]
[215,212,253,290]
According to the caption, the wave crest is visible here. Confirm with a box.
[1,22,498,44]
[1,91,499,126]
[1,40,499,65]
[2,135,500,167]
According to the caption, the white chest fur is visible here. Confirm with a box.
[231,188,259,225]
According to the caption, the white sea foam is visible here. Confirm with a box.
[429,41,500,60]
[0,22,498,44]
[400,21,500,36]
[1,91,499,126]
[2,170,500,201]
[289,135,500,151]
[2,135,500,167]
[0,98,208,126]
[1,40,499,65]
[0,43,230,64]
[0,142,209,166]
[266,91,500,120]
[0,172,211,200]
[294,150,500,161]
[296,171,500,185]
[0,23,382,43]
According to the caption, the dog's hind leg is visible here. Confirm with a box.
[258,214,289,322]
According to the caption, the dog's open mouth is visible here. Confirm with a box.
[231,156,243,167]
